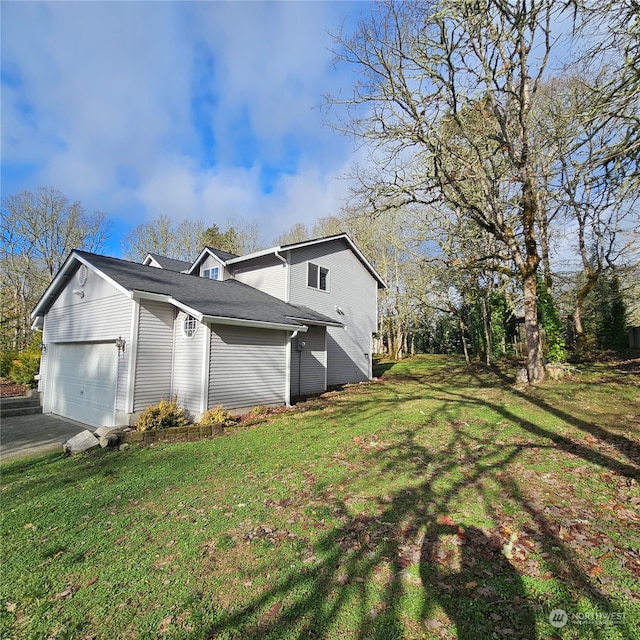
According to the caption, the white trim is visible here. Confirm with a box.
[168,297,203,321]
[284,250,291,303]
[225,234,387,289]
[286,316,344,328]
[226,245,281,265]
[324,328,328,391]
[126,299,140,413]
[74,253,132,299]
[203,315,307,333]
[187,248,231,275]
[132,291,172,303]
[286,330,298,406]
[31,252,131,321]
[200,324,211,414]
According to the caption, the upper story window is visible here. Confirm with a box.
[308,262,329,291]
[203,267,220,280]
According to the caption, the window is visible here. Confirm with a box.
[203,267,219,280]
[183,315,197,338]
[307,262,329,291]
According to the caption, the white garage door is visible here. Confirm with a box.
[50,342,118,427]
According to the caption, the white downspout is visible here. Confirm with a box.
[287,330,299,406]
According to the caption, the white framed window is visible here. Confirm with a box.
[183,315,197,338]
[203,267,220,280]
[308,262,329,291]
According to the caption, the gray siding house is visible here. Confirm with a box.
[31,234,386,428]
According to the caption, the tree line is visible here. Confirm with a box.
[2,0,638,384]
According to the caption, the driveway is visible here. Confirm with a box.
[0,413,90,462]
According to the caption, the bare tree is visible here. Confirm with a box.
[123,215,205,262]
[1,187,110,349]
[533,73,640,344]
[328,0,575,382]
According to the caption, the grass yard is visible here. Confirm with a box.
[1,355,639,640]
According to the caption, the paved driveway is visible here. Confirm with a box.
[0,413,90,462]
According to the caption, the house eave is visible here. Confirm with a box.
[202,315,307,333]
[287,316,344,328]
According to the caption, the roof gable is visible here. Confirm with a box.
[143,253,192,272]
[188,246,239,275]
[227,234,387,289]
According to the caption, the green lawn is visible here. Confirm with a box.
[1,355,639,639]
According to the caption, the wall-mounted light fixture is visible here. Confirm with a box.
[40,342,47,353]
[73,289,85,299]
[115,336,126,355]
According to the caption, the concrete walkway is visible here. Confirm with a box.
[1,413,89,462]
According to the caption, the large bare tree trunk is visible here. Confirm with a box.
[523,271,545,383]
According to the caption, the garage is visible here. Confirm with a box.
[48,342,118,427]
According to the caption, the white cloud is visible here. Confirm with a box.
[1,1,363,251]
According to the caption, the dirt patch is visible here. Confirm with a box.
[0,378,29,398]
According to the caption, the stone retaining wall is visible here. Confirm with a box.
[122,423,224,445]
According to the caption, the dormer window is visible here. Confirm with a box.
[308,263,329,291]
[203,267,219,280]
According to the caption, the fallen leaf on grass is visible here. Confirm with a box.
[85,576,98,587]
[158,615,173,634]
[423,618,443,630]
[263,601,282,621]
[5,603,17,612]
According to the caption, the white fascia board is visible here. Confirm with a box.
[225,245,283,265]
[283,234,387,289]
[186,248,209,275]
[132,290,172,303]
[187,247,228,275]
[202,315,307,333]
[168,298,203,321]
[287,316,344,328]
[74,253,133,299]
[31,251,131,321]
[132,291,203,321]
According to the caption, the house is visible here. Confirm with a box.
[31,234,386,428]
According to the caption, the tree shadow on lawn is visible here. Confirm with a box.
[488,365,640,466]
[206,418,635,639]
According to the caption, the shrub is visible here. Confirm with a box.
[251,405,270,418]
[137,399,190,431]
[1,348,17,378]
[199,405,235,430]
[8,344,41,387]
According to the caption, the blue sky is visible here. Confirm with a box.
[1,1,369,255]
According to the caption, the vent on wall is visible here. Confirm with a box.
[77,264,88,286]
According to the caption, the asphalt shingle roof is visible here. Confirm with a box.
[147,254,192,272]
[204,247,239,262]
[75,251,340,329]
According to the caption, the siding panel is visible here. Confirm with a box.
[133,300,174,411]
[209,326,287,410]
[291,325,326,396]
[287,239,377,386]
[172,311,205,416]
[232,257,287,300]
